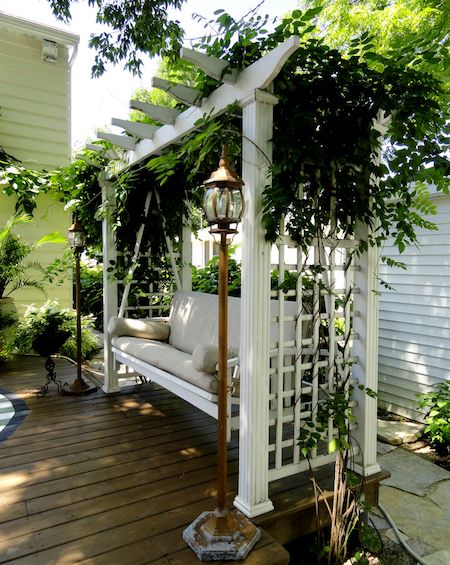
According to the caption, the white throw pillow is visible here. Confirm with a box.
[108,317,170,341]
[192,344,238,374]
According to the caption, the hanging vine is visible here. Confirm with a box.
[1,7,448,258]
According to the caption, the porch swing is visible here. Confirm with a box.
[93,36,383,520]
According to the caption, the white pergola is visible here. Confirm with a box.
[90,37,381,519]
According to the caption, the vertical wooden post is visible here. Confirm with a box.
[234,88,278,518]
[351,223,382,476]
[100,176,120,394]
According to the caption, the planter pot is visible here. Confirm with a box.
[32,330,71,357]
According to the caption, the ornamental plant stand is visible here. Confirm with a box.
[34,331,70,398]
[37,355,65,398]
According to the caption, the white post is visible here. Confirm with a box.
[351,224,381,476]
[180,221,192,291]
[234,88,278,518]
[100,176,120,394]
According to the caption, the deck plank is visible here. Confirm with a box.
[0,357,290,564]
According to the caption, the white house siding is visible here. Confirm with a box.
[0,13,79,311]
[0,12,77,169]
[378,193,450,419]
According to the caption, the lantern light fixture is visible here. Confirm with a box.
[203,146,244,236]
[67,217,86,253]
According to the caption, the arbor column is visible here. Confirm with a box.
[100,176,120,394]
[180,222,192,292]
[351,224,382,476]
[234,88,278,518]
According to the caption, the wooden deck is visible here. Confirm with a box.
[0,356,387,564]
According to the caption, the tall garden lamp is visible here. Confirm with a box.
[63,218,97,396]
[183,147,261,560]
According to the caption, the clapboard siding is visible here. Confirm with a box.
[0,17,73,168]
[0,13,78,311]
[379,193,450,419]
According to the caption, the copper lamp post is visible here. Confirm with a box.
[62,218,97,396]
[183,147,260,560]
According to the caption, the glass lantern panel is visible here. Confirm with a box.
[228,188,244,221]
[203,188,218,222]
[68,231,85,249]
[215,189,229,219]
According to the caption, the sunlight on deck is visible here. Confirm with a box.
[0,472,28,489]
[115,397,165,417]
[179,447,203,457]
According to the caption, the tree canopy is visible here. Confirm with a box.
[302,0,449,82]
[47,0,186,76]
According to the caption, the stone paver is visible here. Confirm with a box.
[424,549,450,565]
[377,440,398,455]
[428,479,450,512]
[377,419,424,445]
[379,486,450,551]
[379,447,450,496]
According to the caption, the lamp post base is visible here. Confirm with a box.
[61,376,97,396]
[183,508,261,561]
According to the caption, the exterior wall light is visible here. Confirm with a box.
[42,39,58,63]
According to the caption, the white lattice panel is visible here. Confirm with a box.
[268,232,361,482]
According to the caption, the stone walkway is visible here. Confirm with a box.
[374,420,450,565]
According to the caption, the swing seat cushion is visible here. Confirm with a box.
[111,336,219,393]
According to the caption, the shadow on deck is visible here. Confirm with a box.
[0,356,386,564]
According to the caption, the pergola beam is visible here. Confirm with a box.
[181,47,237,84]
[86,143,104,154]
[97,131,137,151]
[129,100,181,125]
[111,118,159,140]
[151,77,203,107]
[123,36,300,170]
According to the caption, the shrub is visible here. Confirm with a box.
[0,310,18,362]
[416,381,450,455]
[14,300,99,361]
[192,255,242,297]
[80,262,104,330]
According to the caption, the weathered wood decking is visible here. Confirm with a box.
[0,356,387,564]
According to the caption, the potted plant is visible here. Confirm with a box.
[0,214,65,315]
[14,300,99,359]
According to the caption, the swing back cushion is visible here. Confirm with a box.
[168,291,241,353]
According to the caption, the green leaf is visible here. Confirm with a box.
[328,438,338,454]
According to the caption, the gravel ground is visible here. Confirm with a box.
[350,537,418,565]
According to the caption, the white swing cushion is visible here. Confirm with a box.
[168,291,241,354]
[111,336,219,393]
[108,317,170,341]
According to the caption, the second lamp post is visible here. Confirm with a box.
[63,218,97,396]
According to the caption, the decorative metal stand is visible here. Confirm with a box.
[37,356,64,398]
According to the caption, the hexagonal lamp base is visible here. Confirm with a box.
[183,508,261,561]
